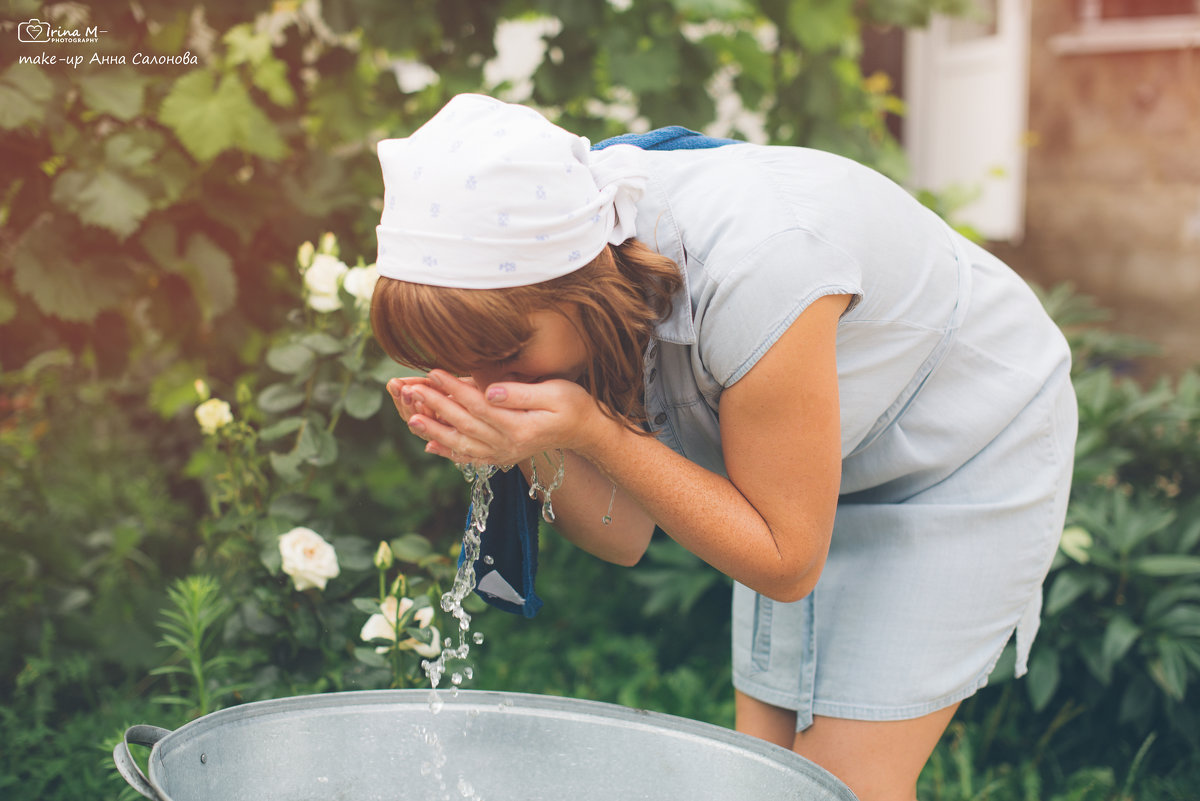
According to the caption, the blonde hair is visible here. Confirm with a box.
[370,240,682,429]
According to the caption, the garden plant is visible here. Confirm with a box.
[1,1,1197,799]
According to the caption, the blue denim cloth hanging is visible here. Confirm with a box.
[462,127,740,618]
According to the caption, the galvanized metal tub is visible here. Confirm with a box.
[114,689,857,800]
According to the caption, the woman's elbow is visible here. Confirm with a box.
[757,555,825,603]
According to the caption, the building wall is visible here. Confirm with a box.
[989,3,1200,375]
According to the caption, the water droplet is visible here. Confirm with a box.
[473,632,484,644]
[428,690,444,714]
[458,777,475,797]
[451,672,463,685]
[483,555,494,565]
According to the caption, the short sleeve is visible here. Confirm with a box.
[693,227,863,387]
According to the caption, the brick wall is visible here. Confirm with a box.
[990,3,1200,375]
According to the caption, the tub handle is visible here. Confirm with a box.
[113,724,172,800]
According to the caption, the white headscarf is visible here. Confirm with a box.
[375,94,647,289]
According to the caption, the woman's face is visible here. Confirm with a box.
[467,305,589,389]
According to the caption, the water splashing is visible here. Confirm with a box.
[422,456,565,704]
[422,462,507,697]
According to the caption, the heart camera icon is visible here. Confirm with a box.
[18,19,48,42]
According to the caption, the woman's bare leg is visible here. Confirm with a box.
[735,689,797,749]
[790,704,960,801]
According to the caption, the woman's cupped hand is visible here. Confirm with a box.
[386,369,606,466]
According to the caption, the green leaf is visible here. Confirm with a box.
[1132,555,1200,577]
[258,383,306,413]
[300,332,344,355]
[104,130,165,173]
[259,416,304,441]
[259,539,283,573]
[352,598,383,615]
[148,359,207,418]
[1045,570,1091,616]
[267,343,316,376]
[1026,647,1060,712]
[0,64,54,129]
[369,358,423,383]
[603,29,680,95]
[267,494,314,521]
[309,426,338,467]
[78,68,148,120]
[344,382,384,420]
[158,70,287,162]
[1156,605,1200,638]
[354,647,388,668]
[1146,585,1200,620]
[0,284,15,327]
[405,626,434,644]
[331,537,373,571]
[12,216,133,321]
[390,533,434,562]
[51,167,152,239]
[269,450,304,483]
[670,0,752,18]
[252,57,296,107]
[297,422,338,466]
[178,234,238,322]
[1100,615,1141,678]
[1149,640,1189,702]
[787,0,857,52]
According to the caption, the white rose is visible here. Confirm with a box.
[194,398,233,435]
[343,264,379,307]
[360,596,440,656]
[279,527,340,591]
[304,253,348,313]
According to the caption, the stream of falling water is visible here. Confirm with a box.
[421,454,564,710]
[420,462,501,707]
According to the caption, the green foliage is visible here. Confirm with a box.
[150,575,241,718]
[1030,361,1200,755]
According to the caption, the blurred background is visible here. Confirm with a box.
[1,1,1198,799]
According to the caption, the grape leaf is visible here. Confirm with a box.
[51,167,152,239]
[159,70,287,162]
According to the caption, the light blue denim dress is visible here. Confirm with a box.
[629,144,1077,730]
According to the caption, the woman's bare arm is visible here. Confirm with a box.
[402,293,848,600]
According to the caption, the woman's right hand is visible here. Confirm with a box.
[386,376,436,427]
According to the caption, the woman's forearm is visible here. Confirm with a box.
[576,414,829,603]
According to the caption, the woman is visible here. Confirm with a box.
[370,94,1076,801]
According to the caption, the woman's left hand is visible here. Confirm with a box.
[403,369,608,465]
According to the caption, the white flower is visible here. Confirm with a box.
[360,596,441,657]
[279,527,340,591]
[343,264,379,307]
[194,398,233,435]
[304,253,348,313]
